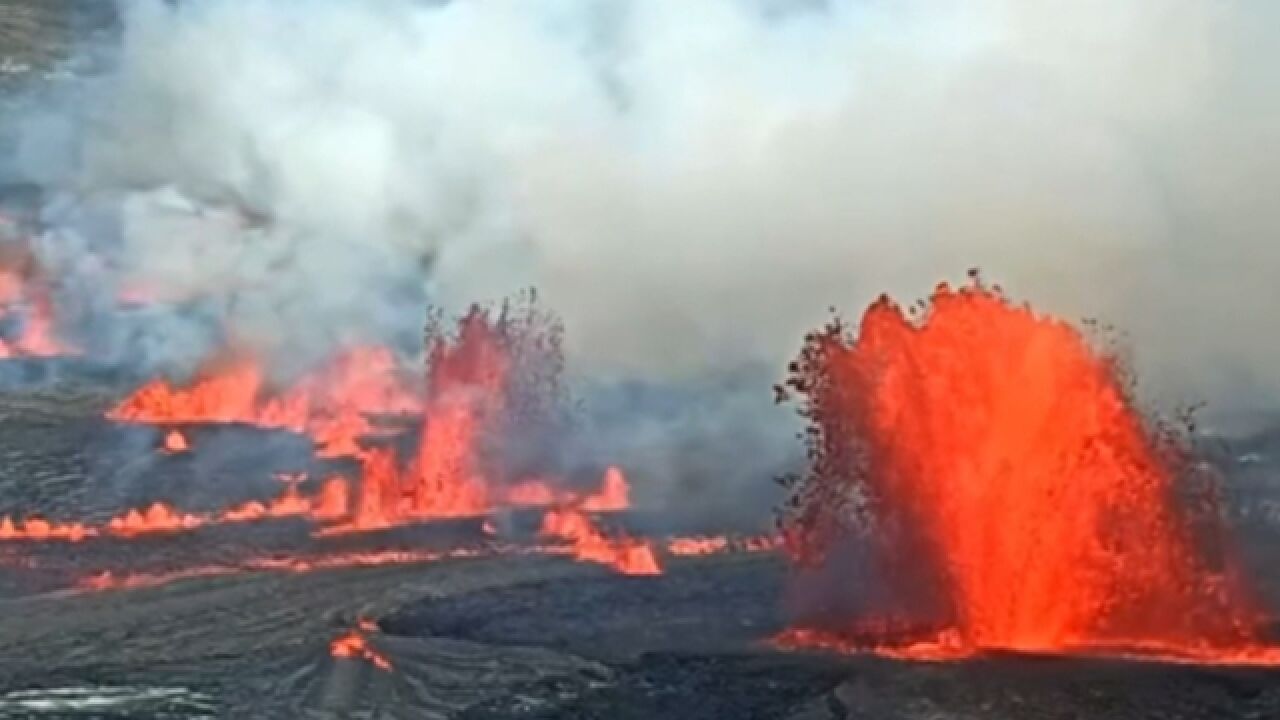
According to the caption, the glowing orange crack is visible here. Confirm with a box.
[330,624,393,672]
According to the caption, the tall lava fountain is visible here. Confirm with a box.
[777,276,1277,662]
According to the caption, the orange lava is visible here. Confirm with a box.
[667,536,729,556]
[0,515,95,542]
[340,304,634,532]
[0,473,355,544]
[219,475,351,524]
[107,502,206,537]
[410,305,509,517]
[499,467,630,511]
[310,477,352,521]
[162,429,189,453]
[4,299,645,567]
[665,534,783,556]
[773,627,971,662]
[0,269,73,358]
[330,629,393,671]
[109,346,419,457]
[76,547,485,593]
[502,479,559,507]
[539,507,661,576]
[776,276,1278,663]
[582,466,630,512]
[79,565,239,591]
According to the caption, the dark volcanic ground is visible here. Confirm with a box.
[2,377,1280,718]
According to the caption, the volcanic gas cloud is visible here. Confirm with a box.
[776,276,1278,664]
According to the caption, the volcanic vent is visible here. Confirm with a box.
[775,274,1279,663]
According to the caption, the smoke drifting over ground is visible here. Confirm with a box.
[6,1,1280,437]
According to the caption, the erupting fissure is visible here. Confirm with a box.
[4,298,667,579]
[110,346,421,458]
[776,276,1279,664]
[332,301,635,534]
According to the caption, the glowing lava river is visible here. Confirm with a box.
[1,282,1280,718]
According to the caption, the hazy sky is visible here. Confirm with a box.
[14,0,1279,416]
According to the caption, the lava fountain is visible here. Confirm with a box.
[776,276,1278,663]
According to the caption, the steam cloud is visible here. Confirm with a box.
[4,0,1279,502]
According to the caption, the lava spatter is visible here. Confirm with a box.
[109,346,420,458]
[539,507,661,576]
[777,276,1279,663]
[330,623,393,672]
[161,430,189,454]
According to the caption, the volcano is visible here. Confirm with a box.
[0,281,1276,718]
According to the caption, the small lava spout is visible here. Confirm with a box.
[162,429,189,454]
[581,466,631,512]
[330,623,393,672]
[310,477,351,521]
[539,507,661,576]
[776,275,1280,664]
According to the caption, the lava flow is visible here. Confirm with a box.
[776,276,1279,664]
[109,345,420,457]
[107,502,206,537]
[539,507,661,576]
[0,516,93,542]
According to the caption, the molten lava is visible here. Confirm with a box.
[539,507,661,576]
[582,466,630,512]
[777,277,1278,663]
[109,346,419,457]
[0,473,355,545]
[107,503,206,537]
[339,303,634,531]
[162,429,189,454]
[3,295,657,603]
[665,534,782,557]
[0,269,72,358]
[219,474,351,523]
[666,536,729,556]
[330,627,392,671]
[411,306,509,516]
[0,516,93,542]
[77,548,470,593]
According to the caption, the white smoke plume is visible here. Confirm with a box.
[9,0,1280,418]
